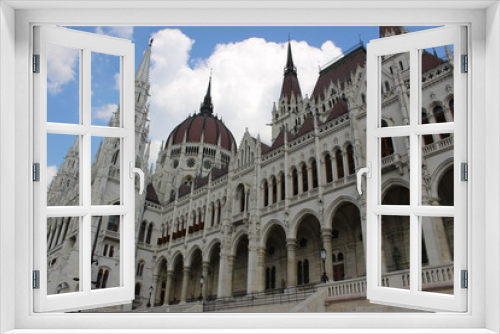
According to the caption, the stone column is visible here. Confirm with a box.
[286,238,297,287]
[226,255,235,297]
[247,243,258,294]
[214,203,219,226]
[217,254,229,298]
[47,222,56,250]
[202,261,210,299]
[255,247,266,292]
[322,231,334,280]
[151,274,160,305]
[422,215,452,265]
[277,179,282,202]
[298,169,304,193]
[180,266,190,304]
[307,166,313,190]
[163,271,173,306]
[332,155,338,180]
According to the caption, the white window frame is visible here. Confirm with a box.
[0,1,499,333]
[33,25,136,312]
[365,26,467,312]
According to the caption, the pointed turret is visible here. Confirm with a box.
[200,76,214,115]
[136,38,153,84]
[280,41,302,103]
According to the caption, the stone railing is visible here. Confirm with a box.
[325,264,454,302]
[422,136,454,157]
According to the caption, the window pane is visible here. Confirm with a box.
[420,216,454,295]
[380,52,410,127]
[46,44,80,124]
[380,136,409,205]
[47,134,80,206]
[380,215,410,289]
[421,134,453,206]
[91,136,121,205]
[420,45,454,124]
[91,52,121,127]
[91,216,121,290]
[47,216,80,295]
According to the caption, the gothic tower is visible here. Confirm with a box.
[271,41,304,141]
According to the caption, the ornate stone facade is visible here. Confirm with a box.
[46,27,455,312]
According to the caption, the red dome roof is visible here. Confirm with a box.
[166,113,237,152]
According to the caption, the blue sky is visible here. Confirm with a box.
[46,26,441,186]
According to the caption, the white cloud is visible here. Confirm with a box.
[92,103,119,121]
[47,165,58,188]
[148,28,343,164]
[95,26,134,40]
[114,72,121,90]
[47,44,79,95]
[148,140,163,169]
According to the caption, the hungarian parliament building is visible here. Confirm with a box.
[46,26,456,312]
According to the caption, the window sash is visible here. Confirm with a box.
[33,26,136,312]
[366,26,467,312]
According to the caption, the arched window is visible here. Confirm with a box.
[138,221,146,243]
[136,261,145,277]
[346,144,355,175]
[303,260,310,284]
[292,168,299,196]
[103,244,108,257]
[109,245,115,257]
[384,81,390,92]
[297,261,303,285]
[169,190,175,202]
[399,61,404,70]
[271,266,276,289]
[325,154,333,183]
[301,164,308,192]
[271,177,277,203]
[107,215,119,232]
[433,106,450,139]
[237,184,245,212]
[146,223,153,244]
[421,112,434,145]
[95,268,110,289]
[433,105,446,123]
[335,149,344,179]
[280,173,286,201]
[263,180,269,207]
[311,160,318,188]
[217,202,222,225]
[381,120,395,157]
[135,283,141,297]
[211,202,215,226]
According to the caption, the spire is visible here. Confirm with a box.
[279,40,302,103]
[200,75,214,115]
[136,39,153,84]
[284,40,297,76]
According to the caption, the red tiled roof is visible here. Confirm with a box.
[289,115,321,141]
[211,165,229,180]
[280,74,302,103]
[145,183,159,203]
[311,46,366,102]
[166,113,237,152]
[379,26,404,38]
[325,100,349,122]
[422,51,445,73]
[195,175,209,189]
[178,184,191,197]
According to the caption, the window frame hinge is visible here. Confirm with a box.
[461,54,468,73]
[461,270,468,289]
[33,270,40,289]
[461,162,468,181]
[33,163,40,182]
[33,54,40,73]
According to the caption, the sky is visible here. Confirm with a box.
[46,25,440,186]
